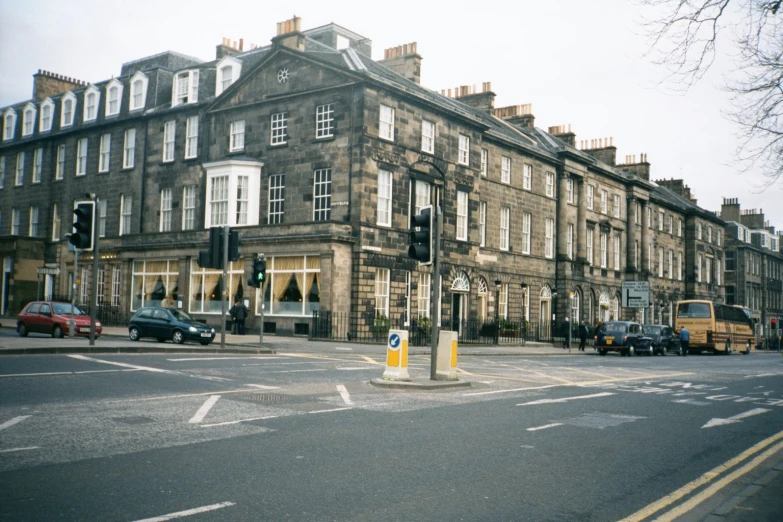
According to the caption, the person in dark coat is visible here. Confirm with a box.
[679,326,690,356]
[578,321,589,351]
[230,298,248,335]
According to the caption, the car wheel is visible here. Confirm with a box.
[17,323,28,337]
[599,349,607,356]
[661,346,667,356]
[172,330,185,344]
[53,325,64,338]
[628,345,635,357]
[649,345,655,356]
[129,326,141,341]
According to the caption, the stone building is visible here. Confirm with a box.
[0,17,726,337]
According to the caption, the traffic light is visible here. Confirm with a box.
[70,201,95,251]
[209,227,222,269]
[248,258,266,288]
[772,318,777,330]
[228,230,240,261]
[408,205,433,265]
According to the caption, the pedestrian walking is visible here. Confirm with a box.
[562,318,570,349]
[679,326,690,356]
[229,298,248,335]
[578,321,589,351]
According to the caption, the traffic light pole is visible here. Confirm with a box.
[89,197,99,347]
[259,278,265,346]
[71,247,78,339]
[220,225,229,350]
[430,204,442,381]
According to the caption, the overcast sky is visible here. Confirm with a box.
[1,0,778,228]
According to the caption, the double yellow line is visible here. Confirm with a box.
[621,429,783,521]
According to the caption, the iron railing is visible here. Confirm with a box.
[49,295,129,326]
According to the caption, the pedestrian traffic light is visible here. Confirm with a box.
[69,201,95,251]
[408,205,433,265]
[248,258,266,288]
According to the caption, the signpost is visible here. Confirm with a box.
[621,281,650,308]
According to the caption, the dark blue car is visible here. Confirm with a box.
[128,307,216,345]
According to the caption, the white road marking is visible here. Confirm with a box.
[116,388,265,402]
[132,501,235,521]
[702,408,771,429]
[167,356,287,361]
[0,369,139,378]
[245,384,280,390]
[67,354,170,373]
[75,369,142,374]
[517,392,615,406]
[0,415,31,432]
[336,385,353,405]
[464,384,559,397]
[0,446,40,453]
[264,369,328,374]
[336,367,375,371]
[189,395,221,424]
[201,407,352,428]
[527,423,563,431]
[335,347,353,351]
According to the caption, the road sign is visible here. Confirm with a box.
[37,267,60,276]
[621,281,649,308]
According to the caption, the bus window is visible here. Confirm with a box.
[677,302,712,318]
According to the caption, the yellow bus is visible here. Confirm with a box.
[675,300,754,355]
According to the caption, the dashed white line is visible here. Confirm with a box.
[67,354,170,373]
[463,384,559,397]
[189,395,221,424]
[245,384,280,390]
[167,357,287,361]
[517,392,615,406]
[132,501,235,521]
[0,369,139,378]
[335,347,353,351]
[0,446,40,453]
[0,415,31,432]
[527,423,563,432]
[336,384,353,405]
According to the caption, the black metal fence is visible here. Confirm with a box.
[310,311,571,346]
[49,295,129,327]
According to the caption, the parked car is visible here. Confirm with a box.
[641,324,682,356]
[17,301,102,338]
[128,307,216,345]
[594,321,644,356]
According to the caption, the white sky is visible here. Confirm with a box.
[2,0,779,228]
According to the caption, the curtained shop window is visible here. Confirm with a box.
[189,259,243,314]
[132,260,180,311]
[256,256,321,316]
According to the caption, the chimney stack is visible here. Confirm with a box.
[442,82,495,112]
[272,16,305,52]
[494,104,535,129]
[32,70,87,100]
[620,152,651,181]
[720,197,741,222]
[580,136,616,166]
[378,42,422,84]
[548,124,576,147]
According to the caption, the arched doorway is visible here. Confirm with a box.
[540,285,552,339]
[451,272,470,334]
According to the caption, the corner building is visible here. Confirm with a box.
[0,17,726,337]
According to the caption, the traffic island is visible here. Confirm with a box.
[370,377,471,390]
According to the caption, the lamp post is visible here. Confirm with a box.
[551,289,558,343]
[495,279,502,345]
[520,282,528,339]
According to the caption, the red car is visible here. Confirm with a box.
[16,301,102,338]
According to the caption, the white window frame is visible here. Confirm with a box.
[379,104,395,141]
[172,70,199,106]
[55,145,65,180]
[421,120,435,154]
[1,156,5,189]
[76,138,87,176]
[567,223,574,259]
[236,175,249,226]
[105,79,123,117]
[546,172,555,198]
[230,120,245,152]
[160,188,172,232]
[185,116,198,159]
[668,249,674,280]
[316,103,335,139]
[614,235,621,270]
[667,215,673,234]
[600,231,608,268]
[587,185,594,209]
[3,109,16,140]
[658,248,664,278]
[587,228,594,266]
[456,190,468,241]
[98,200,107,238]
[706,256,712,284]
[39,98,54,132]
[523,163,532,190]
[458,134,470,166]
[215,57,241,96]
[614,194,621,218]
[313,168,332,222]
[697,253,703,282]
[567,179,574,203]
[522,212,531,255]
[545,218,554,258]
[418,273,431,319]
[11,208,20,235]
[601,190,608,214]
[84,86,100,122]
[696,223,702,240]
[15,152,24,186]
[61,93,76,128]
[51,203,60,241]
[123,129,136,169]
[32,148,42,183]
[377,169,392,227]
[500,207,510,251]
[28,206,39,237]
[163,120,175,162]
[658,211,664,231]
[268,174,285,225]
[678,219,683,237]
[501,156,511,184]
[375,268,390,318]
[480,202,487,247]
[209,175,229,227]
[129,72,148,112]
[99,133,111,173]
[120,195,132,236]
[271,112,288,145]
[481,149,488,177]
[182,186,196,231]
[22,103,36,136]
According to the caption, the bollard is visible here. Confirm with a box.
[383,329,410,380]
[435,330,458,380]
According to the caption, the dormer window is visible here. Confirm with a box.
[84,86,100,122]
[23,103,36,136]
[39,98,54,132]
[61,92,76,127]
[215,58,241,97]
[105,79,123,117]
[129,72,148,111]
[172,70,199,106]
[3,109,16,140]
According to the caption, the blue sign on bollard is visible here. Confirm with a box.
[389,333,401,349]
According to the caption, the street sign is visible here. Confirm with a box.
[37,267,61,276]
[621,281,650,308]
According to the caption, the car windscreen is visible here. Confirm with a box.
[52,303,86,315]
[677,302,712,319]
[642,326,662,335]
[597,322,627,334]
[171,310,196,322]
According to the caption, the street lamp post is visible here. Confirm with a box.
[551,289,558,343]
[520,282,527,339]
[495,279,502,345]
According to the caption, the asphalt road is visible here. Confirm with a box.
[1,341,782,521]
